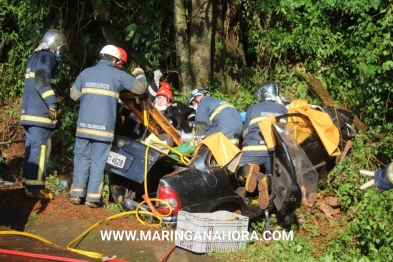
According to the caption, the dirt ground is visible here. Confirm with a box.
[0,185,223,262]
[0,111,221,262]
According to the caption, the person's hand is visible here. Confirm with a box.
[153,69,162,86]
[132,67,144,76]
[359,170,376,190]
[154,69,162,79]
[48,104,58,120]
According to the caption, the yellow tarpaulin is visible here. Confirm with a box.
[258,114,277,151]
[199,132,242,173]
[287,100,341,156]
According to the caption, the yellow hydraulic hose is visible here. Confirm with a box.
[0,141,188,259]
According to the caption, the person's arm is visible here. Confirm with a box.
[360,163,393,190]
[242,110,252,137]
[147,69,162,100]
[70,75,82,101]
[193,100,210,136]
[129,68,147,94]
[34,52,59,119]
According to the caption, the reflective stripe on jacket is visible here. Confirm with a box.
[195,96,242,139]
[242,101,288,156]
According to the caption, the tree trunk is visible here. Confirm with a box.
[91,0,150,69]
[223,2,246,67]
[190,0,213,87]
[212,1,233,93]
[174,0,193,94]
[293,64,368,132]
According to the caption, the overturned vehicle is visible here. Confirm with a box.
[105,93,356,227]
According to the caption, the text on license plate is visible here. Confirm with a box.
[107,152,126,169]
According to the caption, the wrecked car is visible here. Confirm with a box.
[105,94,356,227]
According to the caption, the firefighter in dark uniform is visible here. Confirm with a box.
[20,29,69,200]
[187,88,242,144]
[69,45,147,208]
[238,81,288,209]
[240,81,288,172]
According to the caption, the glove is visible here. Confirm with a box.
[153,69,162,87]
[194,121,208,137]
[154,69,163,79]
[180,131,194,142]
[48,104,58,120]
[132,67,144,76]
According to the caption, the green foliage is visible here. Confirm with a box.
[320,129,393,260]
[239,0,393,127]
[45,171,68,197]
[102,172,110,202]
[114,0,174,71]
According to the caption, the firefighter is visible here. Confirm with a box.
[186,88,243,144]
[69,45,147,208]
[239,81,288,209]
[20,29,69,200]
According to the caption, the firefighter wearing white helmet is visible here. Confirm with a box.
[20,29,69,201]
[69,44,147,208]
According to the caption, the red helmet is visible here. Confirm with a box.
[117,47,127,63]
[159,82,172,91]
[156,87,173,103]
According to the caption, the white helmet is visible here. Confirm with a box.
[100,45,121,60]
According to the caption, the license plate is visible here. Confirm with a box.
[107,151,126,169]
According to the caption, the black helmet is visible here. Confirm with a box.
[255,81,280,102]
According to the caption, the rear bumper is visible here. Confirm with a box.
[120,199,178,227]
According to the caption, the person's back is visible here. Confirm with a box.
[240,81,287,172]
[242,100,287,155]
[188,90,242,140]
[71,50,146,142]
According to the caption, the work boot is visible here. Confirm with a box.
[235,187,246,201]
[110,185,126,203]
[25,188,53,201]
[239,164,260,193]
[69,196,82,205]
[84,201,103,208]
[258,175,272,210]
